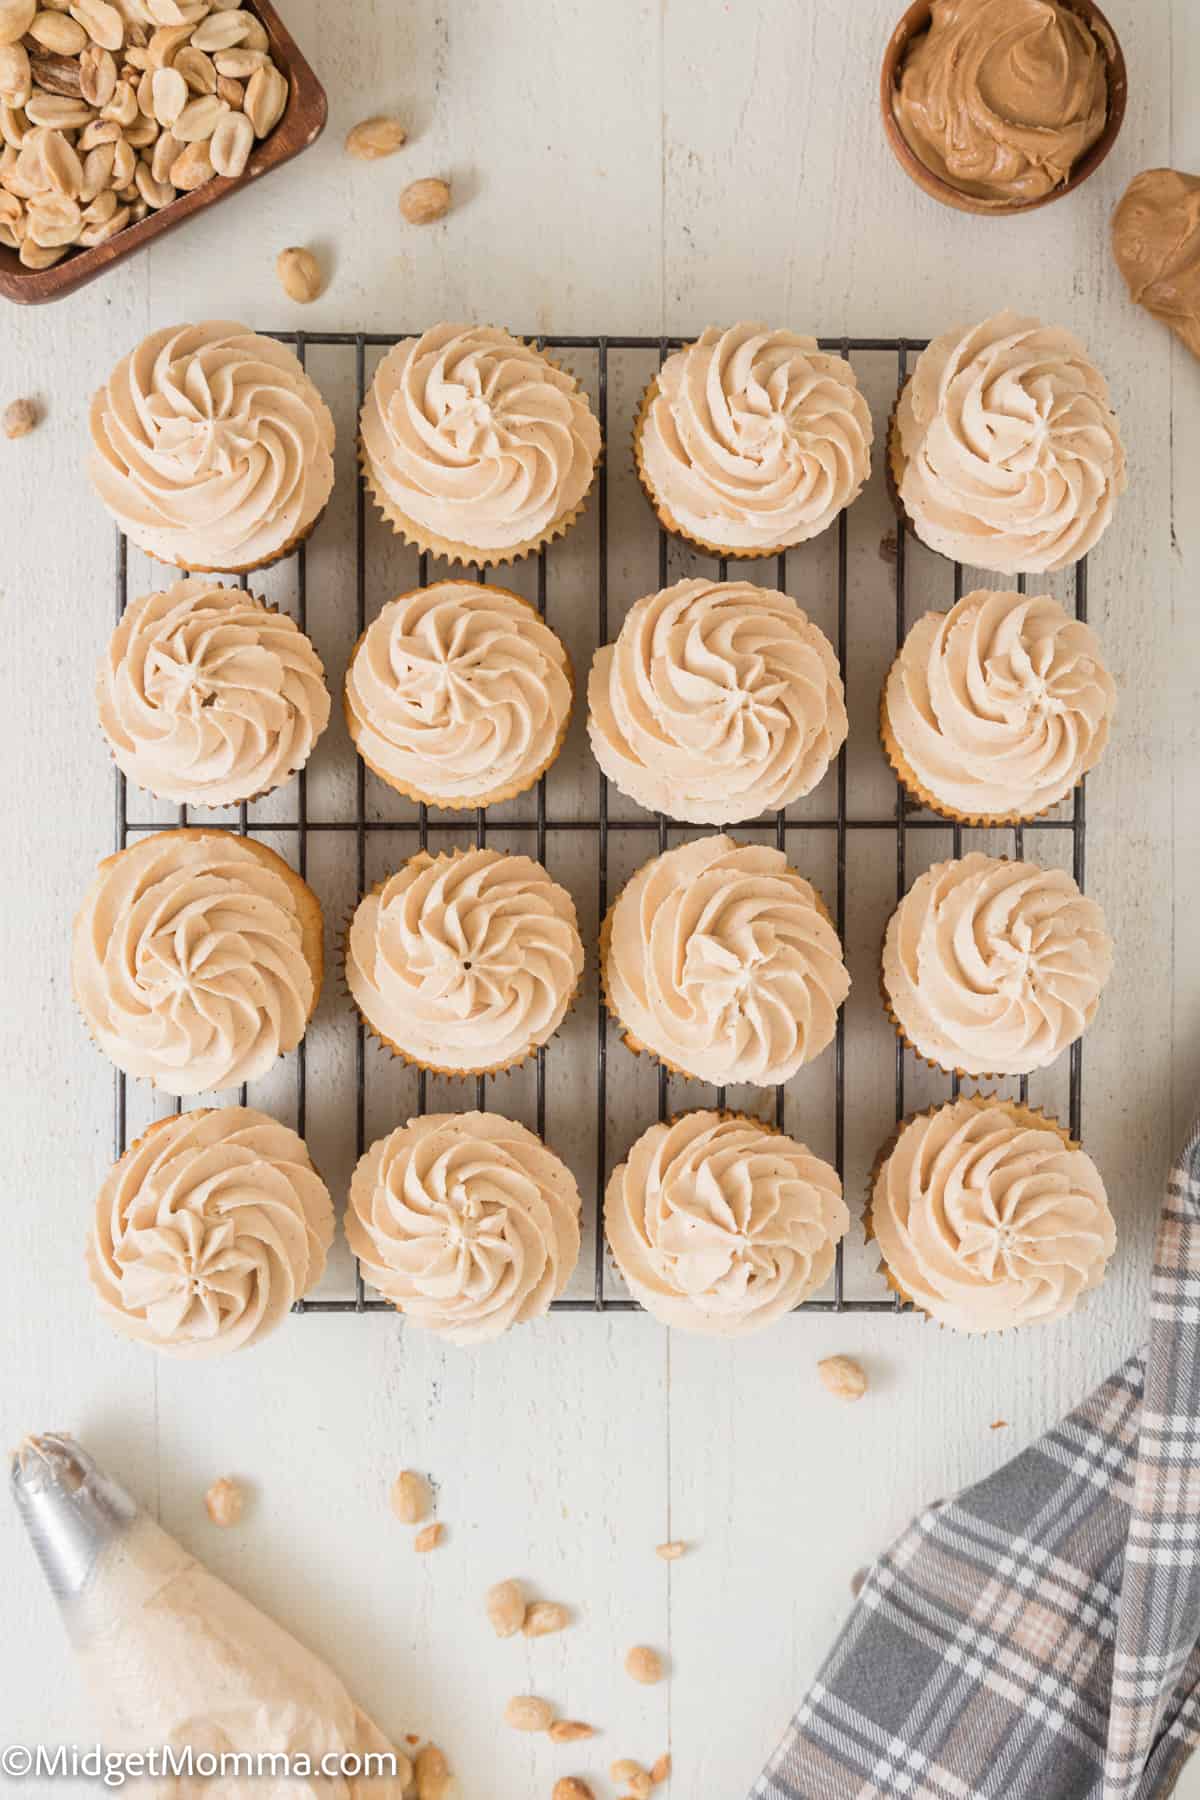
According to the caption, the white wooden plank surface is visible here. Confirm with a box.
[1,1,1196,1795]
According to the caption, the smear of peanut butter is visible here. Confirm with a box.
[1112,169,1200,360]
[893,0,1107,207]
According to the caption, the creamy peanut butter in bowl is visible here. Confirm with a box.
[881,0,1126,216]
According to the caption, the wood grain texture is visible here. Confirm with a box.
[0,2,1194,1795]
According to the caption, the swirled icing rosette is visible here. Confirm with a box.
[72,830,322,1096]
[635,323,872,555]
[870,1096,1115,1332]
[360,324,601,563]
[587,578,846,823]
[883,853,1112,1076]
[88,1109,334,1359]
[882,587,1115,822]
[98,581,331,808]
[345,581,573,807]
[88,322,336,574]
[602,834,849,1087]
[890,312,1125,572]
[891,0,1108,209]
[346,1111,581,1344]
[346,848,584,1074]
[605,1110,848,1334]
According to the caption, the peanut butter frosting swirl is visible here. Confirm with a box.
[346,848,584,1073]
[98,581,331,808]
[605,835,849,1087]
[885,587,1115,820]
[345,582,572,807]
[605,1111,848,1334]
[88,1108,334,1359]
[1112,168,1200,361]
[895,312,1126,573]
[72,832,319,1096]
[892,0,1108,208]
[346,1111,581,1344]
[872,1096,1115,1331]
[360,324,601,556]
[588,578,847,824]
[88,321,336,572]
[639,323,873,552]
[883,852,1112,1075]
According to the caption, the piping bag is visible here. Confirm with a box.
[11,1433,412,1795]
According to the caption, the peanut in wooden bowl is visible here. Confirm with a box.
[0,0,327,307]
[879,0,1127,218]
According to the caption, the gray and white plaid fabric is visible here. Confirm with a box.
[753,1117,1200,1800]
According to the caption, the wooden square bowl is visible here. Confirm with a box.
[880,0,1127,217]
[0,0,326,306]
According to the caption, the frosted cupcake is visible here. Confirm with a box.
[360,324,601,565]
[588,577,846,823]
[869,1095,1115,1332]
[346,1112,581,1344]
[602,834,849,1087]
[882,587,1115,823]
[889,312,1125,572]
[98,581,330,808]
[883,853,1113,1077]
[636,323,872,557]
[345,581,573,808]
[89,1109,334,1359]
[605,1110,848,1334]
[346,847,584,1075]
[88,322,336,574]
[73,830,323,1095]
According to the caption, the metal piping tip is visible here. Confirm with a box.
[10,1433,137,1609]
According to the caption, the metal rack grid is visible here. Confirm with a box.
[111,331,1089,1318]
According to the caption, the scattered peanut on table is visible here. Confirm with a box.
[203,1477,244,1527]
[504,1695,555,1733]
[655,1540,686,1561]
[389,1469,432,1525]
[548,1720,595,1744]
[552,1781,594,1800]
[523,1600,571,1638]
[276,242,322,303]
[625,1645,664,1686]
[413,1742,450,1800]
[399,174,450,224]
[3,396,37,437]
[345,113,406,160]
[486,1578,526,1638]
[818,1354,868,1401]
[413,1522,445,1553]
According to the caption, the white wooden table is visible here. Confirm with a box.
[2,2,1198,1794]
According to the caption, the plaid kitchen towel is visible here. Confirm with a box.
[753,1115,1200,1800]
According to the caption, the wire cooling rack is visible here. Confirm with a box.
[111,332,1089,1318]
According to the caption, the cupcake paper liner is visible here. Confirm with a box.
[342,851,584,1081]
[632,375,800,562]
[73,828,324,1094]
[134,501,331,580]
[864,1095,1082,1326]
[358,345,601,569]
[876,906,1073,1084]
[341,585,575,811]
[598,846,842,1088]
[879,666,1085,828]
[102,594,332,814]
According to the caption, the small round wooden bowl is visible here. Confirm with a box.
[880,0,1127,217]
